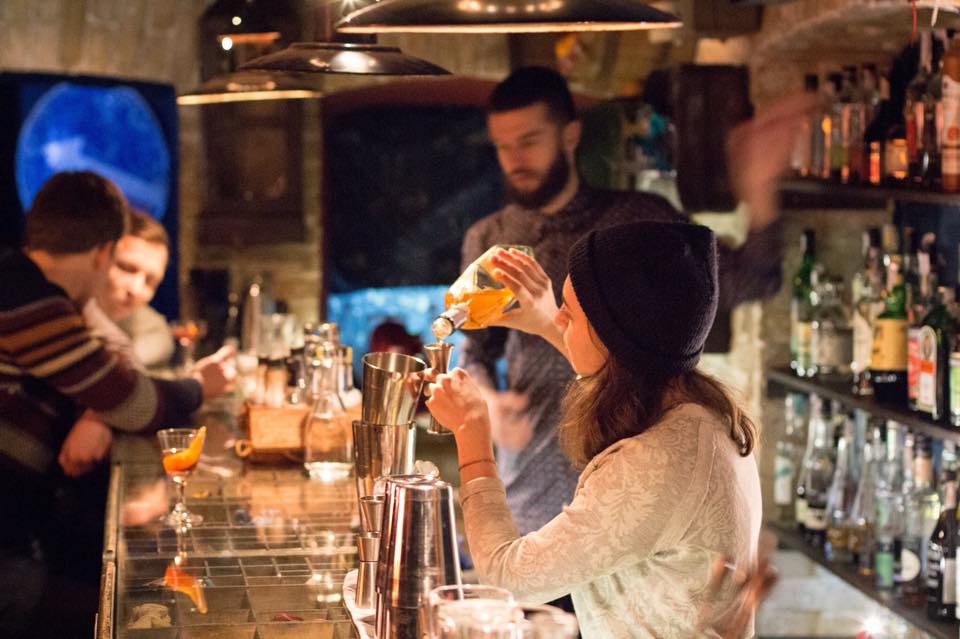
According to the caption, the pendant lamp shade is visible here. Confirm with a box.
[177,71,325,105]
[237,42,451,75]
[336,0,683,34]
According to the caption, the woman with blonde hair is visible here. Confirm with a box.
[426,221,763,638]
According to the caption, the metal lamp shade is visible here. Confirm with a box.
[237,42,450,75]
[337,0,683,34]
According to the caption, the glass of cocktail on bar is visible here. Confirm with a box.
[157,426,206,528]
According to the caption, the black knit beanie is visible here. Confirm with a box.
[567,221,718,378]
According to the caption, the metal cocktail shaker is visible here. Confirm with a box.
[361,352,426,426]
[376,475,461,639]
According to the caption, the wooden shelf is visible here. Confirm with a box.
[779,179,960,209]
[767,367,960,443]
[768,523,958,639]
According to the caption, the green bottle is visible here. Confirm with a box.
[870,262,908,405]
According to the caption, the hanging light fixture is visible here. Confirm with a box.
[237,42,450,75]
[177,71,324,105]
[236,0,451,76]
[336,0,683,34]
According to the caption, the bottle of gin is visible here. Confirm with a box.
[902,435,940,606]
[433,244,534,339]
[802,399,836,547]
[849,420,883,575]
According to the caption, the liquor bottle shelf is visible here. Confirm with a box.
[779,178,960,209]
[768,523,957,639]
[767,368,960,443]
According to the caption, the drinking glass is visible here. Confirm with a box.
[170,319,208,373]
[157,427,206,528]
[428,584,517,639]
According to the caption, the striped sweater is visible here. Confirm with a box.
[0,250,202,542]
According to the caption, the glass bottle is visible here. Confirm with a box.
[864,69,892,185]
[796,394,826,536]
[927,441,958,620]
[907,31,935,185]
[875,422,906,590]
[774,393,809,525]
[792,73,819,177]
[907,236,931,411]
[827,71,846,181]
[811,276,853,380]
[943,32,960,192]
[850,420,883,575]
[852,227,884,395]
[902,436,941,606]
[338,344,363,419]
[871,256,909,406]
[840,65,865,184]
[302,352,352,481]
[917,286,956,420]
[825,414,857,562]
[802,398,835,547]
[791,230,817,377]
[432,244,534,340]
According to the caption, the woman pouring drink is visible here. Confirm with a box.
[425,221,765,638]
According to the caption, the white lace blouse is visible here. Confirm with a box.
[459,403,763,638]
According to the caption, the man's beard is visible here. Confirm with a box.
[504,150,571,210]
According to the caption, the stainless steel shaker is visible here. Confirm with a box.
[376,475,462,639]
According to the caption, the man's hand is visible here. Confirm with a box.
[489,248,566,355]
[192,344,237,400]
[726,92,819,231]
[481,387,533,453]
[58,409,113,477]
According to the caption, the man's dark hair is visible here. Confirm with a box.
[24,171,129,254]
[487,66,577,124]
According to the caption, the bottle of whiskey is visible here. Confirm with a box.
[917,286,955,420]
[871,256,909,406]
[432,244,534,339]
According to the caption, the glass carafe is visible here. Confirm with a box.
[432,244,534,339]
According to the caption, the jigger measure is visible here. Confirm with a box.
[422,342,454,435]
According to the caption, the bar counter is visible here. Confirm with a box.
[97,400,359,639]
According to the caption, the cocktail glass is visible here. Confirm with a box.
[157,426,206,528]
[170,319,208,373]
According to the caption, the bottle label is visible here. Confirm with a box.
[773,455,795,506]
[901,548,922,582]
[871,318,908,370]
[814,326,852,370]
[885,139,908,180]
[927,542,944,590]
[876,546,895,588]
[950,354,960,419]
[946,558,957,605]
[795,497,809,528]
[907,326,921,401]
[852,310,874,373]
[917,325,939,413]
[805,507,827,531]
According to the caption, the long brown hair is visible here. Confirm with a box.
[558,356,757,470]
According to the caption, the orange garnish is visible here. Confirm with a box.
[162,426,206,473]
[163,563,207,613]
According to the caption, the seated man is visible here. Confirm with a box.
[0,171,231,639]
[83,208,175,370]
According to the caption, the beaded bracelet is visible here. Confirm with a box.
[458,457,496,471]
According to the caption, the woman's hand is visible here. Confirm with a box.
[489,249,564,352]
[426,368,496,476]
